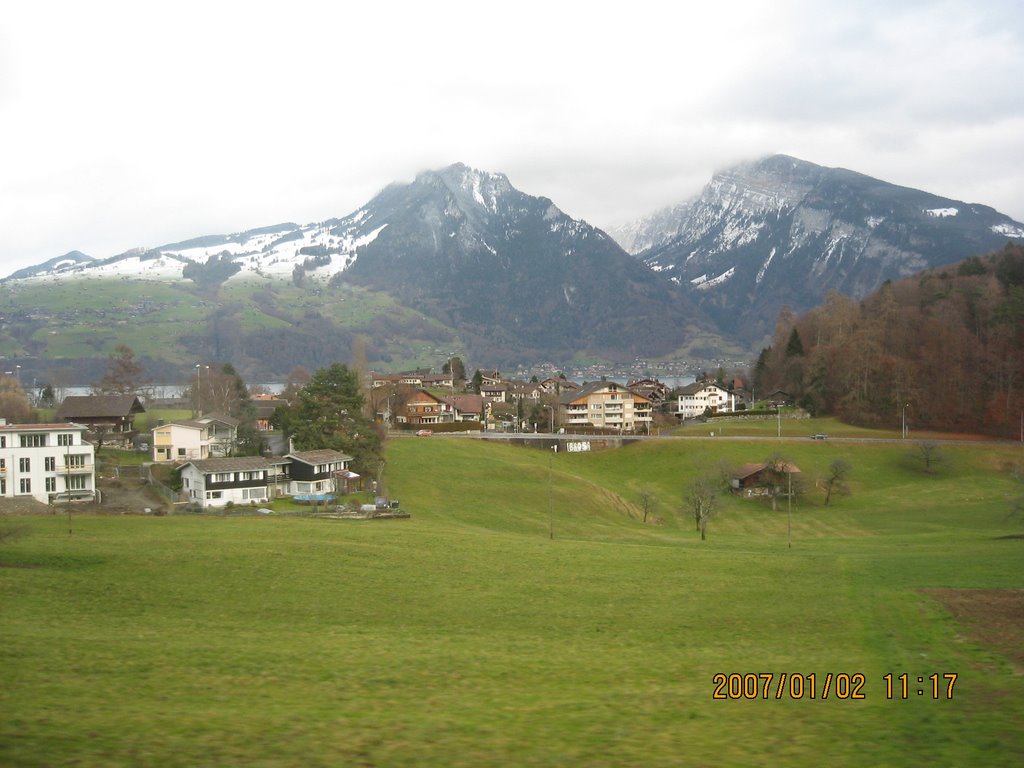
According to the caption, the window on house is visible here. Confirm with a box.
[214,473,233,483]
[57,433,74,446]
[178,448,186,457]
[67,476,87,491]
[19,478,31,494]
[45,477,57,492]
[206,491,222,499]
[20,434,45,447]
[0,436,5,448]
[0,478,5,494]
[19,457,30,473]
[45,457,56,472]
[67,455,87,468]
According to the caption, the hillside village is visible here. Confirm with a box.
[0,354,769,513]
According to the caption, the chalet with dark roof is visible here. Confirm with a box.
[55,394,146,444]
[286,449,355,495]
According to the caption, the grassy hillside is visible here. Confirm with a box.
[1,437,1022,765]
[0,275,463,379]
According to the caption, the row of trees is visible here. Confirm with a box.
[753,244,1024,435]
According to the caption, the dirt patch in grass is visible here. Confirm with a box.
[923,588,1024,670]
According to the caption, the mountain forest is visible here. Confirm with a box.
[753,243,1024,437]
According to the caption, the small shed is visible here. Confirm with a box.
[731,462,801,497]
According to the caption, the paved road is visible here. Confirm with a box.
[393,431,1022,447]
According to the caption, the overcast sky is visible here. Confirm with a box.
[2,0,1022,277]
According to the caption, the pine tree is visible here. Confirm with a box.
[280,363,383,474]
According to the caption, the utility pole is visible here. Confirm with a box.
[787,469,792,550]
[547,451,554,540]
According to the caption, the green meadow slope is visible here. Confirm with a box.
[1,437,1022,766]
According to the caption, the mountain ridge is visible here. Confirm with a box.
[4,156,1023,376]
[621,154,1024,344]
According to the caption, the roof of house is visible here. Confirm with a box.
[287,449,353,465]
[558,380,651,406]
[733,462,802,480]
[182,456,277,473]
[252,399,287,418]
[56,394,146,419]
[676,382,730,396]
[441,394,484,413]
[0,421,89,432]
[153,413,241,432]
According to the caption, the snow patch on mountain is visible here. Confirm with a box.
[756,248,777,284]
[926,207,958,218]
[691,267,735,290]
[992,222,1024,237]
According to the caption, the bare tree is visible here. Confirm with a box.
[94,344,145,395]
[685,475,719,541]
[638,485,658,523]
[913,440,946,475]
[823,459,853,506]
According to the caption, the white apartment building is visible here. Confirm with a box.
[0,421,96,505]
[672,382,739,418]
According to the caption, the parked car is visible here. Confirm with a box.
[811,433,828,440]
[415,429,433,437]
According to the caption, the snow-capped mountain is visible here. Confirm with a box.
[6,250,95,280]
[630,155,1024,344]
[339,163,704,359]
[3,163,709,365]
[604,201,692,255]
[7,213,387,285]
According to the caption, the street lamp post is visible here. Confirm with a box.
[195,364,209,415]
[902,403,910,439]
[542,404,554,433]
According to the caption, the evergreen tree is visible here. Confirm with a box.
[785,328,805,357]
[278,363,383,474]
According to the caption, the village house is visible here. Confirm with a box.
[538,377,580,395]
[0,420,96,505]
[479,381,508,402]
[672,382,740,418]
[558,381,653,433]
[627,378,669,407]
[179,456,285,508]
[287,449,357,495]
[399,390,452,425]
[251,394,288,432]
[55,394,146,445]
[440,393,486,422]
[507,381,543,401]
[178,449,354,509]
[151,413,240,462]
[479,370,502,388]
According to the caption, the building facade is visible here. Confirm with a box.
[151,414,240,462]
[0,421,96,505]
[672,383,739,418]
[558,382,653,432]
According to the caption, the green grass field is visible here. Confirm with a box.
[2,436,1023,766]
